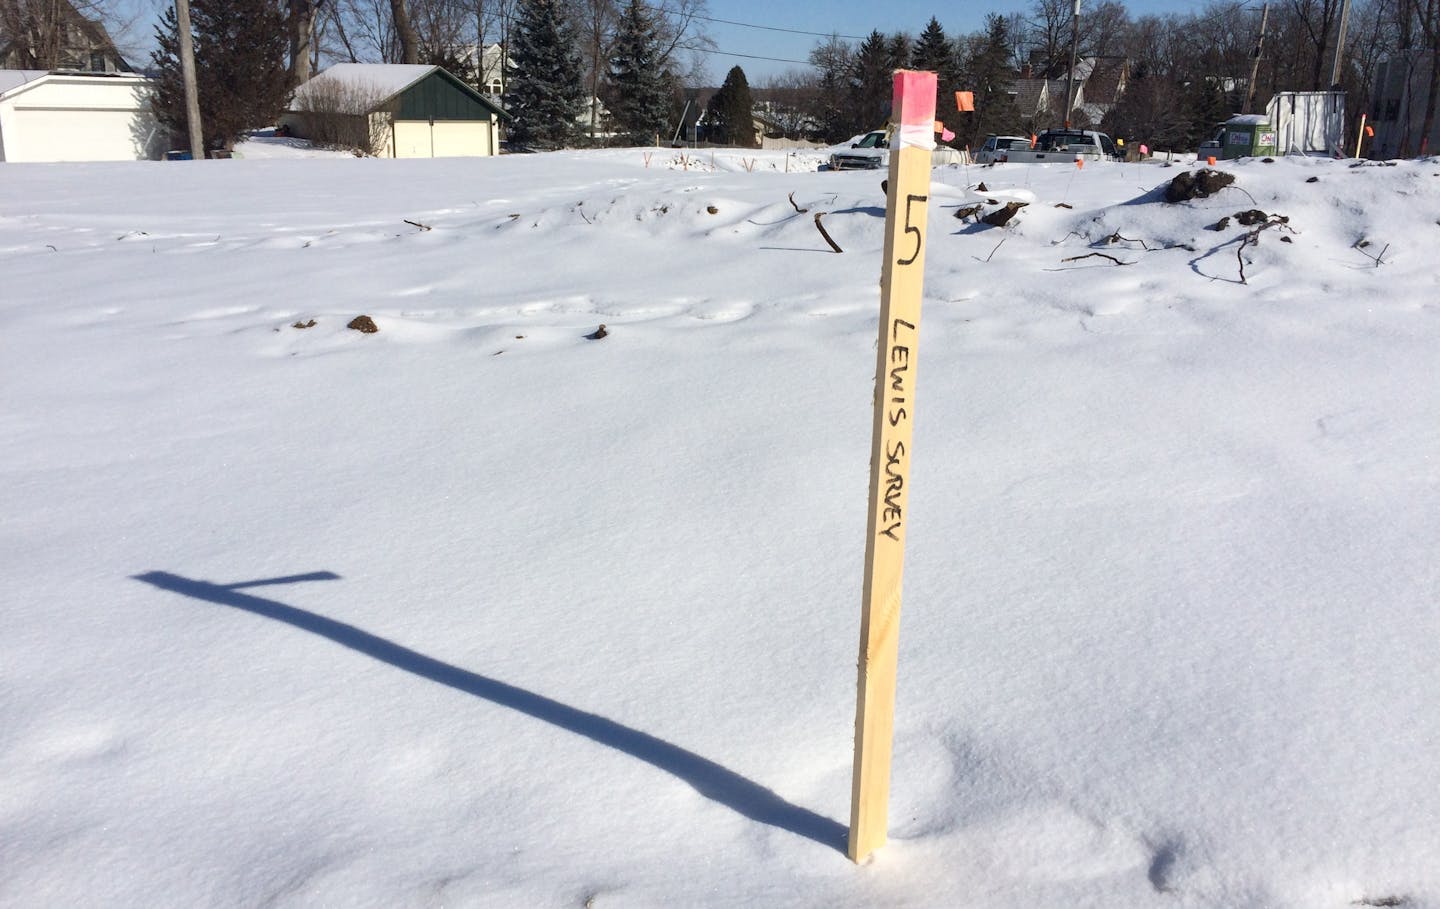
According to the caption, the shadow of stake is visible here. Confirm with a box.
[133,570,846,854]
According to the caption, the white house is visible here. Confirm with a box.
[0,69,161,163]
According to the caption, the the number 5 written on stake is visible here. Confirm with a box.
[897,194,928,266]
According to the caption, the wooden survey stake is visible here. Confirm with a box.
[849,70,936,864]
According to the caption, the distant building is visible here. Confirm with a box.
[1,69,160,162]
[284,64,509,158]
[1369,52,1440,157]
[1008,57,1129,130]
[0,0,133,73]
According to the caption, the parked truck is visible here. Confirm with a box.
[827,128,966,170]
[1000,128,1124,163]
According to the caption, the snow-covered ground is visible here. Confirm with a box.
[3,143,1439,908]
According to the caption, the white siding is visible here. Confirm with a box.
[0,74,159,162]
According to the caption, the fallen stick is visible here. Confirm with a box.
[788,191,809,213]
[403,219,432,231]
[814,212,843,253]
[1060,251,1132,265]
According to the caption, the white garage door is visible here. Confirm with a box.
[8,108,153,162]
[391,119,492,158]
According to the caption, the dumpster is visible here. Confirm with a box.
[1197,115,1278,160]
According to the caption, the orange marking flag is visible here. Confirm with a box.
[955,91,975,112]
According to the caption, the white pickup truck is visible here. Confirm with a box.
[827,129,966,170]
[999,128,1123,163]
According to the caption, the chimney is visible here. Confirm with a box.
[1021,63,1033,79]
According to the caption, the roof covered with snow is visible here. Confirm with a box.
[0,68,150,101]
[290,64,439,109]
[0,70,53,98]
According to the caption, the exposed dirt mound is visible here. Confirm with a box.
[1164,169,1236,203]
[983,201,1028,226]
[347,315,379,333]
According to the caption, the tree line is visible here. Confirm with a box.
[772,0,1435,154]
[8,0,1437,154]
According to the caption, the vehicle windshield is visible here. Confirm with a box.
[855,132,887,148]
[1038,132,1096,151]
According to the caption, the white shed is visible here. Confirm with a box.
[284,64,509,159]
[0,70,161,163]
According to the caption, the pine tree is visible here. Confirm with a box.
[504,0,585,149]
[606,0,671,145]
[958,14,1022,148]
[150,0,290,151]
[886,33,911,72]
[911,18,964,145]
[849,30,892,131]
[705,65,756,147]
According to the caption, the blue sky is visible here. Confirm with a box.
[694,0,1211,83]
[114,0,1210,83]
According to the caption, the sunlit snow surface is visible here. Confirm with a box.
[3,140,1439,908]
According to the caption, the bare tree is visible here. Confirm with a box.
[571,0,617,138]
[391,0,419,61]
[1,0,137,70]
[1282,0,1346,88]
[1026,0,1069,74]
[289,0,318,83]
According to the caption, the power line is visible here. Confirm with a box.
[680,11,867,42]
[701,47,816,66]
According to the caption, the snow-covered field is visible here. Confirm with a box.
[3,141,1439,908]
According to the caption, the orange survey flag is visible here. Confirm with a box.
[955,91,975,112]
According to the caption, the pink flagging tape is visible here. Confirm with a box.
[892,70,938,150]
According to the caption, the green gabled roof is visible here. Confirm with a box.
[395,67,511,123]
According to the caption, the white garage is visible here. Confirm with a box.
[0,70,162,163]
[286,64,508,159]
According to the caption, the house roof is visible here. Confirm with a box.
[0,70,50,98]
[0,68,149,101]
[1010,78,1048,117]
[290,64,508,120]
[292,64,438,108]
[1084,58,1129,106]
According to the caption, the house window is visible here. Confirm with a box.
[90,50,107,71]
[486,79,502,94]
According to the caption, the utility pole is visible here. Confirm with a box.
[1063,0,1080,128]
[1328,0,1353,87]
[174,0,204,159]
[1244,2,1269,114]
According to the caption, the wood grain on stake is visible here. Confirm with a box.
[849,69,936,864]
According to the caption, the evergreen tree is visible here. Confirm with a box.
[958,14,1022,147]
[504,0,585,149]
[886,32,911,71]
[150,0,289,151]
[849,30,892,130]
[911,18,950,74]
[605,0,671,145]
[911,18,964,145]
[705,65,756,147]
